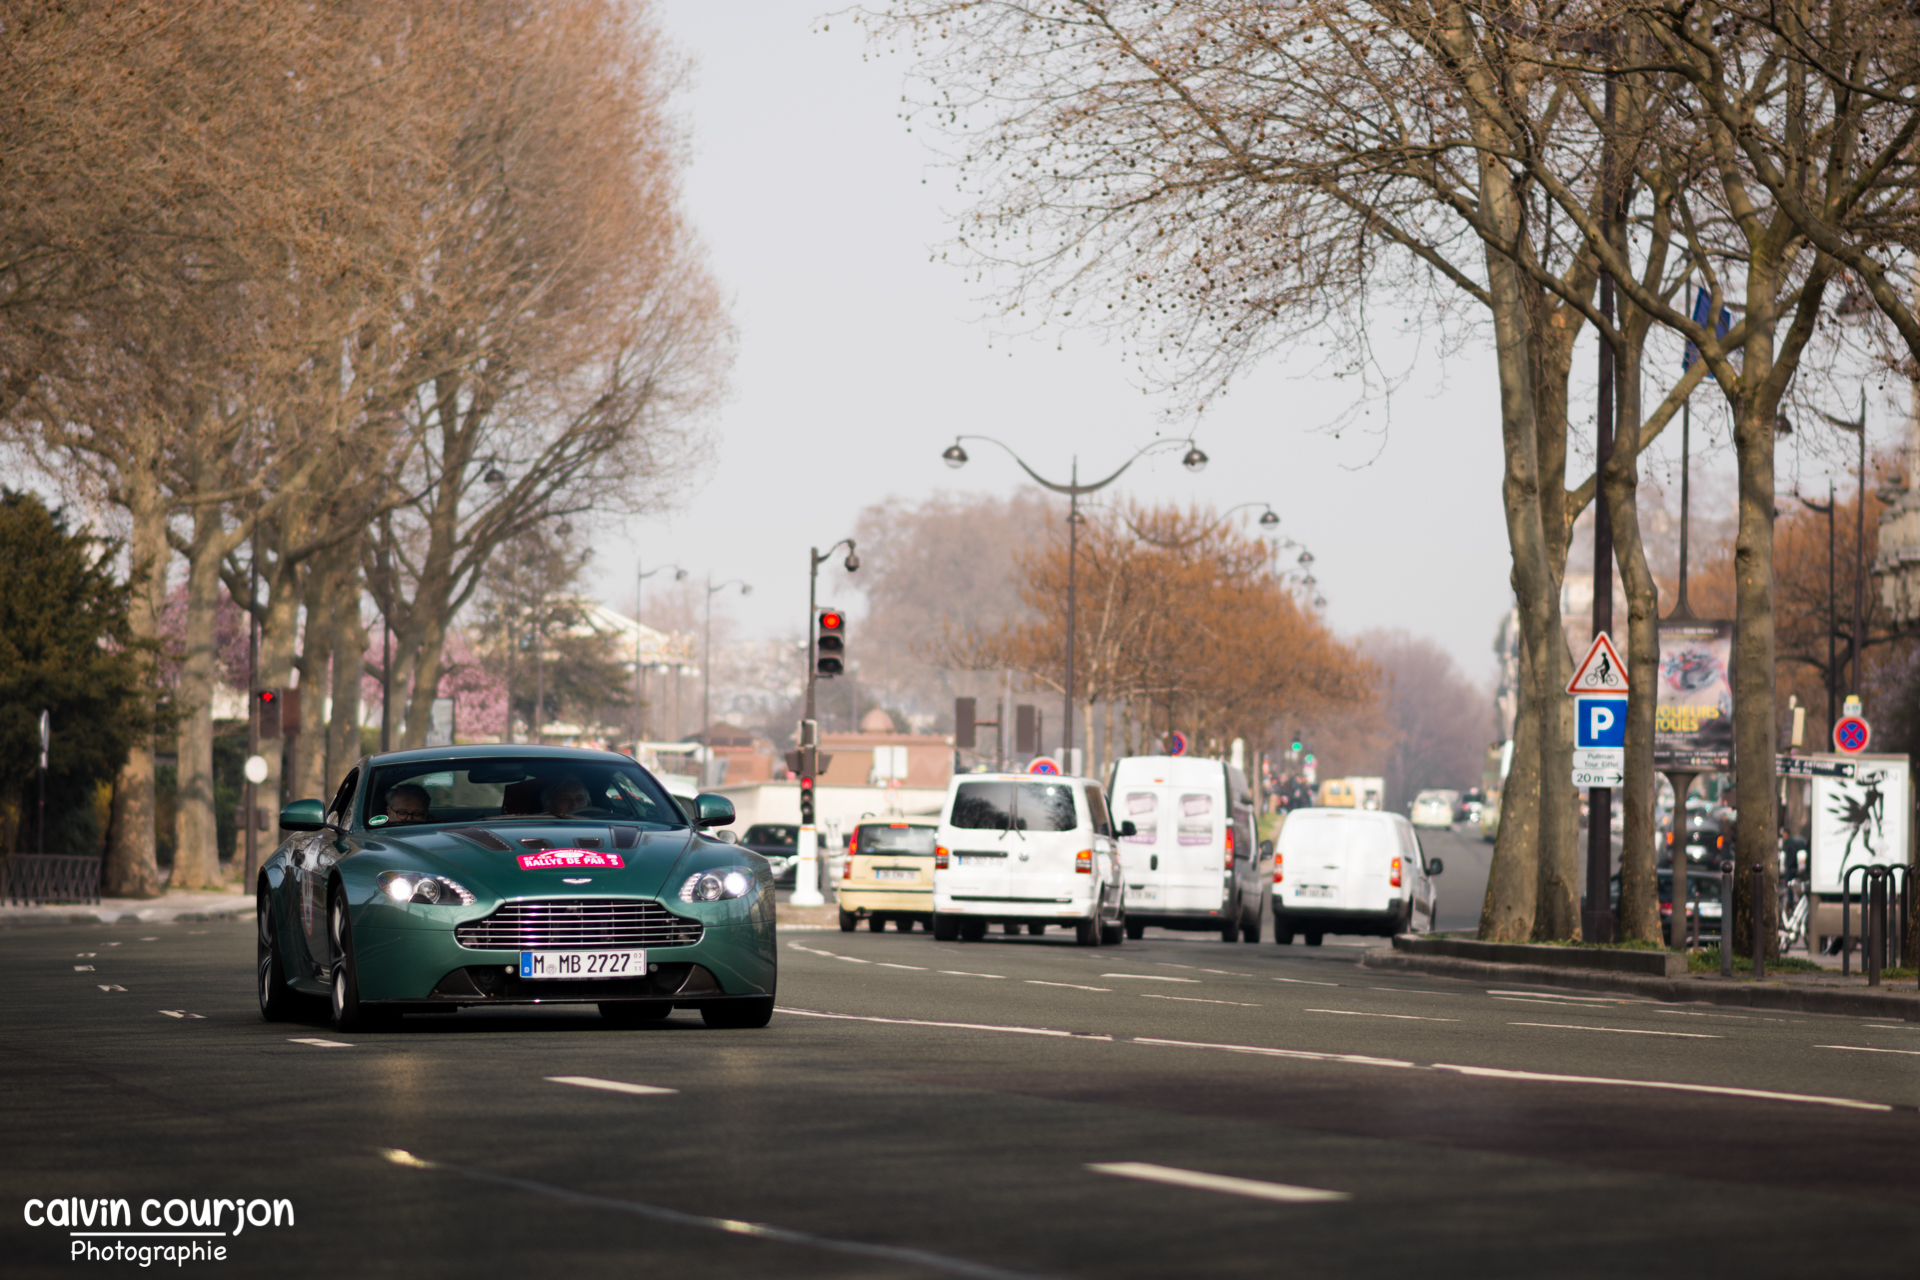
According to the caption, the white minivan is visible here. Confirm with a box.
[1270,808,1441,945]
[931,773,1127,946]
[1107,755,1270,942]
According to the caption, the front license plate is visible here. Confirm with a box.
[519,949,647,980]
[1296,885,1337,899]
[874,868,917,881]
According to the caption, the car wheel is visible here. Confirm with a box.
[1025,923,1045,935]
[328,894,387,1033]
[896,917,915,932]
[838,909,858,932]
[1002,921,1021,935]
[868,915,887,933]
[932,914,960,941]
[1274,926,1295,945]
[1075,915,1100,947]
[1100,914,1124,946]
[1220,895,1241,943]
[1125,919,1145,941]
[702,997,775,1029]
[257,885,293,1022]
[1304,931,1324,947]
[1240,899,1263,944]
[600,1001,672,1027]
[959,918,987,942]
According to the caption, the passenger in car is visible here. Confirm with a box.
[384,783,431,826]
[541,775,592,819]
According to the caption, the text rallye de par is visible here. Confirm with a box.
[258,745,775,1031]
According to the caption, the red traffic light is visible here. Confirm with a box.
[819,610,844,633]
[800,775,813,790]
[257,690,276,705]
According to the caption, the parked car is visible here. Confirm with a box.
[838,820,937,932]
[1410,789,1458,829]
[931,773,1127,945]
[1109,755,1269,942]
[741,822,800,887]
[1271,808,1440,945]
[1610,868,1724,942]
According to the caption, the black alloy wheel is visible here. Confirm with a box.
[328,894,386,1032]
[257,885,293,1022]
[600,1001,672,1027]
[702,997,775,1029]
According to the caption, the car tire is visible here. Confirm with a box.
[959,918,988,942]
[1026,923,1045,935]
[1100,915,1124,946]
[1125,919,1145,941]
[702,997,775,1029]
[257,885,293,1022]
[1304,931,1324,947]
[868,915,887,933]
[600,1001,672,1027]
[1075,915,1100,947]
[1274,926,1295,945]
[838,909,857,932]
[328,894,389,1033]
[1220,895,1241,943]
[933,915,960,941]
[897,917,915,932]
[1240,899,1262,944]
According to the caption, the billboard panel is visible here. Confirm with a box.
[1654,620,1735,770]
[1809,756,1910,894]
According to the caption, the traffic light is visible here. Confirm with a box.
[816,610,846,676]
[255,689,282,739]
[799,772,815,825]
[1015,704,1038,755]
[954,697,976,750]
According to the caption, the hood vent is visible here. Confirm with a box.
[612,826,640,849]
[450,827,511,852]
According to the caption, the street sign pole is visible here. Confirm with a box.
[1569,635,1628,944]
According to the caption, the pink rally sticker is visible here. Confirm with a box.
[516,849,626,870]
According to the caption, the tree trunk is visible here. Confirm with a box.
[171,511,227,889]
[325,563,369,792]
[252,550,302,849]
[1731,390,1781,960]
[1484,635,1542,939]
[103,454,167,898]
[290,561,331,804]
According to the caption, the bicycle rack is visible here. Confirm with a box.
[1841,865,1912,987]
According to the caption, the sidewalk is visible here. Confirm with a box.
[0,887,251,928]
[1367,936,1920,1021]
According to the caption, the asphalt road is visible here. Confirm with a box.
[6,899,1918,1278]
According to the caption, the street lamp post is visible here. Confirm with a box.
[633,562,687,749]
[701,575,751,783]
[1818,391,1870,701]
[941,435,1210,769]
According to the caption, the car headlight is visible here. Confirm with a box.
[377,871,475,905]
[678,868,754,903]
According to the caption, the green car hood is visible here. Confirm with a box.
[362,824,704,901]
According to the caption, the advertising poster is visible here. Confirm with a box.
[1810,755,1910,894]
[1654,620,1735,769]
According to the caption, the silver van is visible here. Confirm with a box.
[1270,808,1440,945]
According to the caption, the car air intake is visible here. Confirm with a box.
[450,827,512,852]
[454,899,703,950]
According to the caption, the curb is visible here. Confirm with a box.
[1363,949,1920,1020]
[0,904,250,929]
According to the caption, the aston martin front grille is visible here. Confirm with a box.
[455,899,703,950]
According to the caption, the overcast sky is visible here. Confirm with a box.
[604,1,1899,687]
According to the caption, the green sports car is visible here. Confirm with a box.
[257,744,775,1032]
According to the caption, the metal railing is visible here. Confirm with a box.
[1841,864,1912,988]
[0,854,103,906]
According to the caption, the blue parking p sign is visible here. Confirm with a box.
[1576,697,1627,749]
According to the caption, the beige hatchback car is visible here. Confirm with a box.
[838,820,938,932]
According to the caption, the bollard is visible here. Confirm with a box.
[1720,864,1734,978]
[1751,863,1766,980]
[1867,873,1885,988]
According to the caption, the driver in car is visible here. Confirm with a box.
[384,783,431,826]
[540,775,592,819]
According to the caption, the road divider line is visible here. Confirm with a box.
[1199,969,1255,977]
[1307,1009,1459,1022]
[778,1008,1110,1039]
[1270,977,1340,987]
[1486,989,1630,1003]
[1141,995,1260,1007]
[1102,974,1200,983]
[96,984,126,992]
[877,963,928,970]
[838,956,873,964]
[939,971,1006,979]
[1027,981,1111,991]
[1815,1045,1920,1056]
[1431,1063,1893,1111]
[288,1038,352,1048]
[74,965,95,971]
[1089,1162,1348,1204]
[1135,1038,1418,1069]
[1367,987,1457,996]
[546,1076,678,1096]
[1510,1023,1720,1039]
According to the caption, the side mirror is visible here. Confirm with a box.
[1119,819,1138,838]
[279,799,327,832]
[1426,857,1444,876]
[1260,839,1274,858]
[694,792,736,829]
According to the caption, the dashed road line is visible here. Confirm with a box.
[1510,1023,1720,1039]
[1090,1162,1348,1204]
[159,1010,205,1020]
[288,1038,352,1048]
[778,1008,1109,1039]
[1134,1037,1418,1069]
[1432,1063,1893,1112]
[547,1076,678,1096]
[1270,977,1339,987]
[1368,987,1457,995]
[1141,995,1260,1007]
[1815,1045,1920,1056]
[1198,969,1255,977]
[877,963,927,970]
[1103,974,1200,983]
[939,971,1005,979]
[96,984,126,992]
[74,965,95,971]
[1027,980,1110,991]
[1307,1009,1459,1022]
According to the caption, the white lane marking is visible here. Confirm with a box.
[1271,977,1340,987]
[1028,980,1111,992]
[1307,1009,1459,1022]
[1432,1063,1893,1112]
[1158,963,1199,969]
[96,984,126,992]
[158,1010,204,1019]
[838,955,873,964]
[787,943,837,957]
[1485,989,1628,1003]
[140,937,158,942]
[1089,1162,1348,1204]
[1494,997,1633,1007]
[1510,1023,1720,1039]
[877,963,928,970]
[288,1038,353,1048]
[74,965,95,971]
[778,1007,1110,1039]
[1815,1045,1920,1057]
[1136,1037,1417,1069]
[1141,995,1260,1007]
[1368,987,1456,995]
[1102,974,1200,983]
[939,971,1006,979]
[75,952,96,958]
[547,1075,678,1096]
[106,941,121,946]
[1650,1009,1752,1020]
[1862,1023,1919,1030]
[1199,969,1254,977]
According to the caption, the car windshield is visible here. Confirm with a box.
[362,757,687,830]
[858,824,937,855]
[949,781,1079,832]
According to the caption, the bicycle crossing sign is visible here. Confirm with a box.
[1566,632,1628,695]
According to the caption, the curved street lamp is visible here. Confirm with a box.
[701,576,751,771]
[1083,499,1281,550]
[939,433,1212,766]
[632,561,689,747]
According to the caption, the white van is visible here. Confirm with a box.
[1107,756,1270,942]
[1270,808,1441,945]
[931,773,1127,946]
